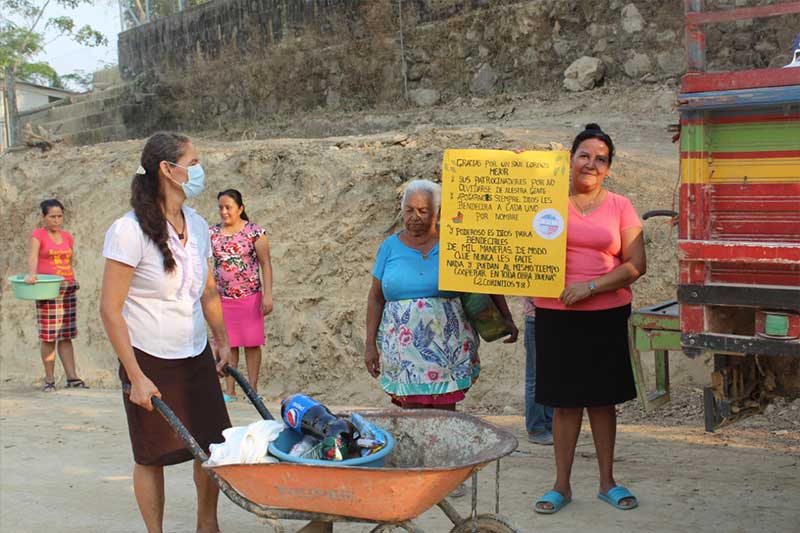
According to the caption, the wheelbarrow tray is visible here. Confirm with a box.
[206,409,517,522]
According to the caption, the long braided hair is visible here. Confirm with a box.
[131,131,190,272]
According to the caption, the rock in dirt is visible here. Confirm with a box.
[407,62,428,82]
[621,3,645,33]
[487,105,515,120]
[408,88,441,107]
[656,50,685,76]
[470,63,498,95]
[391,133,410,145]
[563,56,605,91]
[624,52,654,78]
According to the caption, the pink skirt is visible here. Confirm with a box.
[220,291,265,347]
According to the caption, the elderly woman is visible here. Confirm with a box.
[100,131,232,533]
[533,124,646,514]
[364,179,518,411]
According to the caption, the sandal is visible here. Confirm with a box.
[597,486,638,510]
[223,393,237,403]
[534,490,572,514]
[65,378,89,389]
[42,381,56,393]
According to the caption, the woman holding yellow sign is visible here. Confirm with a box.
[533,124,646,514]
[364,179,518,411]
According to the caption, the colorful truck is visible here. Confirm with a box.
[631,1,800,431]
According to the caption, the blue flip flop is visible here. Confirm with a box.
[534,490,572,514]
[223,393,237,404]
[597,486,639,510]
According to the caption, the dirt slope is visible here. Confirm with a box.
[1,85,685,408]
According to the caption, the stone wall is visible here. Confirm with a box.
[118,0,527,80]
[16,86,158,147]
[111,0,798,131]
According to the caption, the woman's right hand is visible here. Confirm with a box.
[24,274,37,284]
[364,344,380,378]
[129,375,161,411]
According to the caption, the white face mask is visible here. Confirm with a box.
[167,162,206,199]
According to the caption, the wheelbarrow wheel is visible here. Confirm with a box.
[448,513,518,533]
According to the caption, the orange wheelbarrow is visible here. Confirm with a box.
[152,366,520,532]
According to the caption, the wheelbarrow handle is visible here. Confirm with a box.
[222,364,275,421]
[151,395,211,463]
[122,383,210,463]
[147,393,277,517]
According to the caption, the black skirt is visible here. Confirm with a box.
[534,304,636,407]
[119,343,231,466]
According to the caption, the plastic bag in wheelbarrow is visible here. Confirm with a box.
[206,419,284,465]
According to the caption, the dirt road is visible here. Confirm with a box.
[1,385,798,532]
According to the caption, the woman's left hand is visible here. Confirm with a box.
[502,318,519,343]
[215,342,233,376]
[261,295,273,316]
[559,281,593,306]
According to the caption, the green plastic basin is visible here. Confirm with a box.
[8,275,64,300]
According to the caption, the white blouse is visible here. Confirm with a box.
[103,206,211,359]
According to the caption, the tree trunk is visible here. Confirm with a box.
[4,66,20,148]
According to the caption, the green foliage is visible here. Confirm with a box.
[1,0,108,89]
[59,69,93,90]
[0,25,45,69]
[16,60,59,85]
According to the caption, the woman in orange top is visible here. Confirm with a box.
[25,199,87,392]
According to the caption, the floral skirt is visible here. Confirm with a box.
[378,297,480,402]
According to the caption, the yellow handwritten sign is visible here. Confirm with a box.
[439,149,570,297]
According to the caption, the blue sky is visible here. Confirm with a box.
[43,1,121,77]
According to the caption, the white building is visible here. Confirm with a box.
[1,79,76,150]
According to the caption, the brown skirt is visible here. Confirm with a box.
[119,343,231,466]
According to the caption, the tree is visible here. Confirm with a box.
[0,25,59,85]
[1,0,107,146]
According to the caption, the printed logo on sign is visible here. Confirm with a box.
[286,408,299,429]
[533,209,564,240]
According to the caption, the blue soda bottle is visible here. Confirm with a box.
[280,394,359,457]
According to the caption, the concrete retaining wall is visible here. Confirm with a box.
[17,85,159,147]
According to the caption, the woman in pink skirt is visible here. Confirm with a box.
[210,189,273,402]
